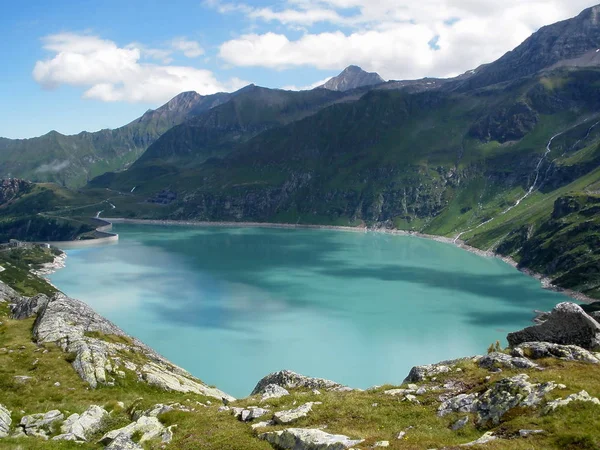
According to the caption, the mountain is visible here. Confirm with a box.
[0,90,232,187]
[320,65,385,91]
[89,85,360,189]
[454,4,600,90]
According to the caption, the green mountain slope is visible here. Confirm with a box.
[0,91,232,188]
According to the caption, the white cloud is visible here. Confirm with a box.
[171,38,204,58]
[216,0,599,80]
[281,76,333,91]
[33,33,248,103]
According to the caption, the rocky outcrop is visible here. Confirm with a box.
[273,402,321,425]
[512,342,600,363]
[439,374,556,425]
[105,433,143,450]
[507,303,600,350]
[259,428,364,450]
[19,410,64,439]
[252,370,347,395]
[10,294,49,319]
[478,352,539,371]
[28,292,233,400]
[100,416,171,446]
[0,178,32,206]
[0,404,11,438]
[404,358,471,382]
[543,390,600,413]
[0,282,20,303]
[53,405,108,441]
[261,384,290,401]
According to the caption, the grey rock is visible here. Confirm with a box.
[105,433,143,450]
[440,374,556,425]
[20,410,64,437]
[32,293,234,400]
[261,384,290,401]
[404,358,473,382]
[239,407,270,422]
[519,429,545,437]
[100,416,166,445]
[0,281,20,304]
[131,403,188,422]
[451,417,469,431]
[252,370,346,395]
[478,352,538,371]
[476,374,556,425]
[543,390,600,413]
[439,394,478,417]
[260,428,364,449]
[52,433,80,441]
[512,342,600,363]
[274,402,321,425]
[10,294,49,320]
[0,404,11,438]
[251,420,275,430]
[60,405,108,440]
[373,440,390,447]
[507,303,600,350]
[460,432,496,447]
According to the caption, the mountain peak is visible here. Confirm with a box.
[320,65,385,92]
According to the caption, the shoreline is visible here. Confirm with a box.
[102,217,597,305]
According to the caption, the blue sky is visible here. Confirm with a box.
[1,0,597,139]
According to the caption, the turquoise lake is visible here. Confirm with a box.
[49,224,567,398]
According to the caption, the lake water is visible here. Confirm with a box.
[49,224,566,398]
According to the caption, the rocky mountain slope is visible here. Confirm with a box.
[0,90,232,188]
[452,4,600,91]
[320,65,385,91]
[1,247,600,449]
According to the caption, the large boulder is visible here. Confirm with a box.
[507,303,600,350]
[252,370,346,395]
[512,342,600,363]
[0,404,11,438]
[259,428,364,450]
[10,294,49,319]
[261,384,290,401]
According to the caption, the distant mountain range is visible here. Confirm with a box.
[2,4,600,299]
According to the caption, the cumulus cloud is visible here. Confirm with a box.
[170,38,205,58]
[215,0,599,80]
[33,33,247,103]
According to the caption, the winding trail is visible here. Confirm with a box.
[453,131,563,243]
